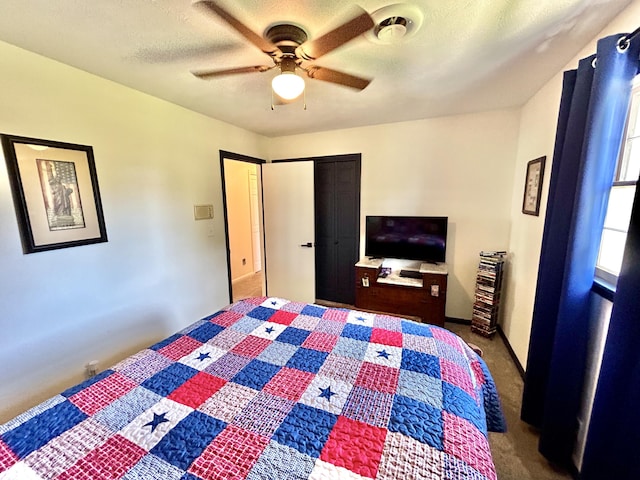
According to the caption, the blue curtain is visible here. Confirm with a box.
[521,33,640,468]
[581,51,640,478]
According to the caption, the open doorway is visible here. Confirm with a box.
[220,151,266,303]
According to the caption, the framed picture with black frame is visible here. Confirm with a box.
[522,156,546,216]
[1,133,108,253]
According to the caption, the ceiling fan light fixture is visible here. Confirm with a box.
[272,57,305,100]
[272,72,305,100]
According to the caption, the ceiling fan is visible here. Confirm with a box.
[191,0,375,101]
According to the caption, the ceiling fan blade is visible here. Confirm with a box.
[306,66,371,90]
[192,65,272,79]
[295,7,374,61]
[194,1,280,57]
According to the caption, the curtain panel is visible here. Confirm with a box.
[521,33,640,470]
[581,34,640,477]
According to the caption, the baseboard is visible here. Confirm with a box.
[497,325,525,379]
[445,316,471,325]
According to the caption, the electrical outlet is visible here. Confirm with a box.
[85,360,99,379]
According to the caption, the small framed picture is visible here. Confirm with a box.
[1,133,108,253]
[522,156,546,216]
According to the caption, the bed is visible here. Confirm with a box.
[0,297,506,479]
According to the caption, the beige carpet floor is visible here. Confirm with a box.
[232,271,265,302]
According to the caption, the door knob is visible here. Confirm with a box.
[300,242,313,248]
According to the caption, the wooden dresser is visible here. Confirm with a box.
[354,258,448,327]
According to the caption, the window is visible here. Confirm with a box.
[595,78,640,286]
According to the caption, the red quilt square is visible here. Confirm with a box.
[244,297,266,306]
[440,359,475,397]
[231,336,271,358]
[58,435,146,480]
[370,329,403,347]
[320,416,387,478]
[158,336,203,361]
[355,362,399,393]
[301,331,339,352]
[443,411,494,478]
[188,425,269,479]
[0,440,18,473]
[263,367,315,401]
[269,310,297,326]
[471,359,485,384]
[69,372,137,415]
[210,311,244,327]
[322,309,349,323]
[168,372,227,409]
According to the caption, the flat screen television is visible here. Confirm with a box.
[365,216,448,263]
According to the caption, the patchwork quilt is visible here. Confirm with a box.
[0,297,506,480]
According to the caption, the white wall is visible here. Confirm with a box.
[5,0,638,428]
[502,0,640,367]
[268,110,521,320]
[0,41,268,422]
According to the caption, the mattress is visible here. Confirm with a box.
[0,297,506,479]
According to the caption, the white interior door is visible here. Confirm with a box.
[263,161,315,303]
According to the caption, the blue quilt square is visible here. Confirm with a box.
[1,400,87,457]
[332,336,368,360]
[233,359,282,390]
[149,334,182,351]
[247,306,277,321]
[277,327,311,346]
[231,316,263,334]
[478,359,506,433]
[61,369,115,397]
[179,319,207,336]
[442,383,485,433]
[285,348,328,374]
[188,322,224,343]
[257,341,298,366]
[300,305,326,318]
[180,473,201,480]
[397,370,443,410]
[401,320,434,337]
[142,363,199,397]
[401,350,441,378]
[151,411,226,470]
[389,395,443,449]
[94,386,163,432]
[341,323,372,342]
[122,453,185,480]
[272,404,338,457]
[247,440,315,480]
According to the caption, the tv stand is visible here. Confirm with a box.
[355,258,448,326]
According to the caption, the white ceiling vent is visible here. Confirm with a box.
[367,4,424,45]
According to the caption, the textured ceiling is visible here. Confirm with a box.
[0,0,632,137]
